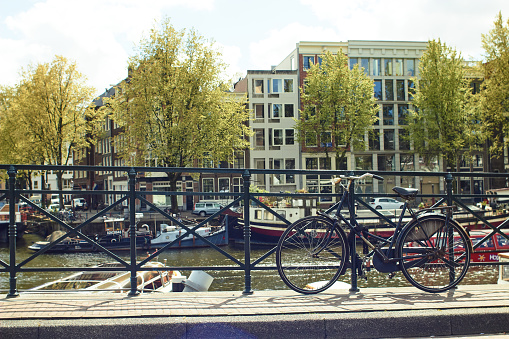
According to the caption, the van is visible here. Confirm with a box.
[72,198,88,211]
[50,194,60,204]
[192,202,222,217]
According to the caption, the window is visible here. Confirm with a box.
[369,129,380,150]
[385,80,394,101]
[254,79,263,94]
[398,104,409,125]
[399,129,410,150]
[272,104,282,118]
[400,154,414,171]
[254,159,265,186]
[373,58,381,76]
[408,80,414,100]
[355,155,373,171]
[305,131,317,147]
[374,80,382,100]
[202,178,214,200]
[383,104,394,125]
[273,129,284,146]
[406,59,415,76]
[303,56,314,70]
[305,157,332,201]
[218,178,230,198]
[384,129,395,150]
[272,79,282,93]
[271,159,283,185]
[254,129,265,149]
[349,58,358,70]
[378,155,395,171]
[233,177,243,193]
[234,151,245,169]
[285,129,295,145]
[395,59,403,76]
[360,58,369,75]
[320,132,332,147]
[254,104,264,119]
[396,80,405,101]
[286,159,295,183]
[284,79,293,92]
[384,59,392,76]
[284,104,294,117]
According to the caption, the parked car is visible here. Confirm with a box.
[369,197,404,210]
[72,198,88,211]
[192,202,222,217]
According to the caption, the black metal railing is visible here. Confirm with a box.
[1,164,508,297]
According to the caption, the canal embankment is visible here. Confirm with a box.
[1,284,508,338]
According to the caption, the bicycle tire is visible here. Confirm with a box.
[276,216,348,294]
[397,216,471,293]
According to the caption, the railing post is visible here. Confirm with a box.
[242,170,253,295]
[128,168,139,296]
[7,166,18,298]
[445,173,453,207]
[349,175,359,292]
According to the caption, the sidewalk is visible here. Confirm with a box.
[1,284,509,338]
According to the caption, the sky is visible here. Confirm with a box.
[0,0,508,96]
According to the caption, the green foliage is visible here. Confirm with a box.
[406,39,479,171]
[480,11,509,157]
[108,18,251,169]
[295,51,378,163]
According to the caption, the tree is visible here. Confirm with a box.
[406,39,479,172]
[480,12,509,163]
[1,56,98,206]
[295,51,378,167]
[108,18,251,212]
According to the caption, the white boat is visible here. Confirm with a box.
[28,261,181,293]
[150,223,228,249]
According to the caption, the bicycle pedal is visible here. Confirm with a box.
[387,272,396,279]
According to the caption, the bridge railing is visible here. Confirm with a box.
[0,164,508,296]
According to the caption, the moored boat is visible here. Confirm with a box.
[28,261,181,293]
[150,222,228,249]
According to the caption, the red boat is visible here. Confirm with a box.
[469,230,509,263]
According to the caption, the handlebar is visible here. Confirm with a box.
[332,173,384,185]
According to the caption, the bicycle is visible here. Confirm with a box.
[275,173,472,294]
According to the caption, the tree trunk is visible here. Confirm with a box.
[167,172,182,213]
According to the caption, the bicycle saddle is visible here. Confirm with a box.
[392,186,418,201]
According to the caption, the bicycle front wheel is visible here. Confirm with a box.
[276,216,348,294]
[397,216,471,293]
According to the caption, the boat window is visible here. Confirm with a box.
[496,235,509,247]
[254,210,262,220]
[472,237,494,248]
[264,211,274,221]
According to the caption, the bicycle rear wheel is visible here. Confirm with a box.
[397,216,471,293]
[276,216,348,294]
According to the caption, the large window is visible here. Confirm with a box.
[254,129,265,149]
[272,79,282,93]
[355,155,373,170]
[378,155,395,171]
[254,159,265,187]
[360,58,369,75]
[303,56,314,70]
[369,129,380,150]
[399,129,410,150]
[385,80,394,101]
[384,129,395,150]
[202,178,214,200]
[349,58,358,69]
[273,129,284,146]
[271,159,283,185]
[320,132,332,147]
[400,154,414,171]
[398,104,409,125]
[374,80,382,100]
[408,80,414,100]
[253,79,263,94]
[233,151,245,169]
[285,129,295,145]
[384,58,392,76]
[396,80,405,101]
[305,131,317,147]
[395,59,403,76]
[406,59,415,76]
[284,104,294,117]
[373,58,381,76]
[272,104,282,118]
[254,104,264,119]
[286,159,295,184]
[284,79,294,92]
[305,157,332,202]
[383,104,394,125]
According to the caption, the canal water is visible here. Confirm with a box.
[0,233,499,292]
